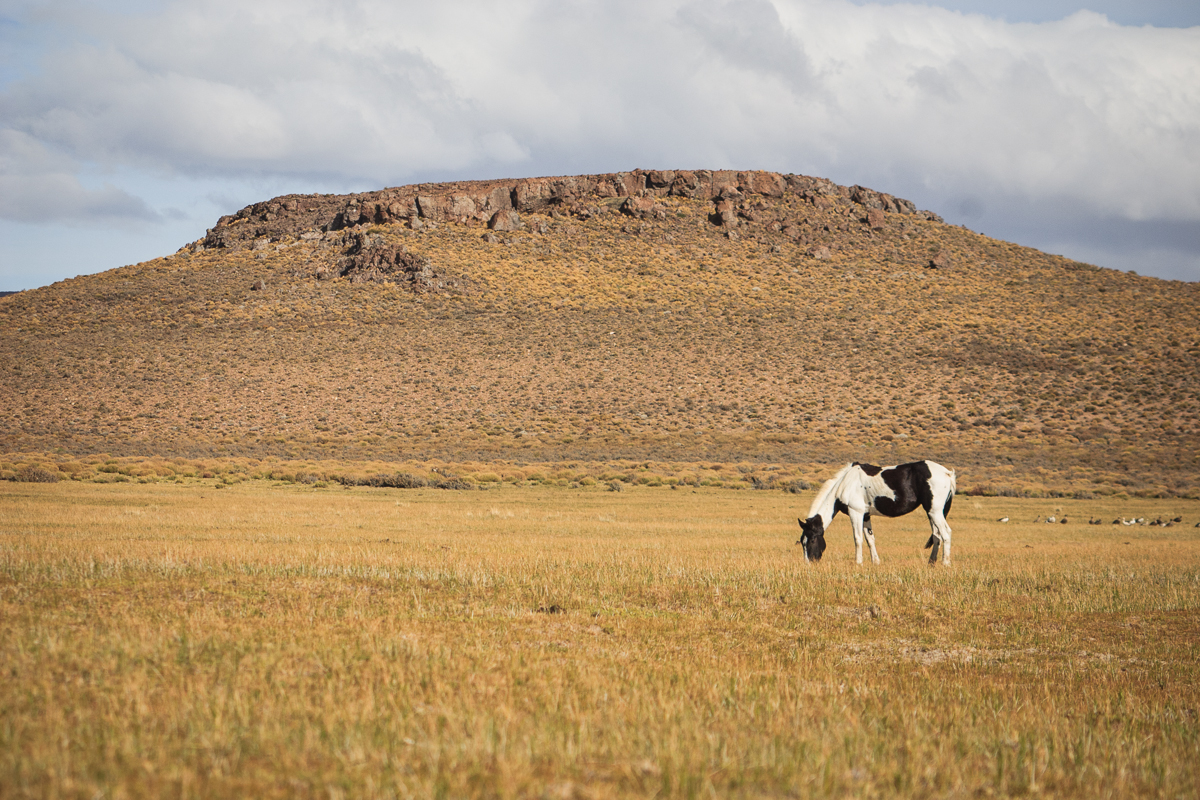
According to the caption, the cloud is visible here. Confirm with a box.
[677,0,818,96]
[1,0,1198,279]
[846,1,1200,28]
[0,128,157,223]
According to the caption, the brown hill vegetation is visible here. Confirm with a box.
[2,169,1198,497]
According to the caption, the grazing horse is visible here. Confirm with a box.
[798,460,956,565]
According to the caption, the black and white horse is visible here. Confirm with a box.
[798,460,957,565]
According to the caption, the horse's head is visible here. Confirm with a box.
[798,516,827,563]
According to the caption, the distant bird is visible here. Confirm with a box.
[1033,516,1041,523]
[997,517,1009,523]
[1172,516,1183,523]
[1060,517,1068,524]
[1046,516,1056,524]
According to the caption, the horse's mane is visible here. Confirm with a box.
[806,463,856,519]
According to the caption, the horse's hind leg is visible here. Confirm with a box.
[923,513,941,564]
[863,513,880,564]
[926,512,952,565]
[939,518,952,565]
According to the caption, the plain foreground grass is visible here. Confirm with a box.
[1,480,1198,799]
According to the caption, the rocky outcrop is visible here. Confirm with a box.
[334,232,466,293]
[196,168,944,252]
[929,249,952,270]
[620,196,665,220]
[487,210,522,231]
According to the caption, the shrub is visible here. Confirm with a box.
[361,473,429,488]
[434,477,475,491]
[15,465,59,483]
[336,472,473,490]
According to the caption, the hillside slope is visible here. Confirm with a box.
[2,169,1198,496]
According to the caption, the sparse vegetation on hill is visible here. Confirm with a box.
[2,169,1198,495]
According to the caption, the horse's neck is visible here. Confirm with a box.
[810,489,839,527]
[808,464,857,527]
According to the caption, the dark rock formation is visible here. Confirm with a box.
[620,196,664,220]
[196,168,944,255]
[336,232,464,292]
[488,210,522,231]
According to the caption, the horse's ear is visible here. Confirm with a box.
[797,517,803,526]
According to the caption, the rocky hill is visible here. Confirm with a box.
[2,169,1198,497]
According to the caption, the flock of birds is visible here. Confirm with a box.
[994,515,1193,527]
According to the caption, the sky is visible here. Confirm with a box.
[1,0,1198,291]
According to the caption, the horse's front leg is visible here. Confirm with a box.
[850,512,865,564]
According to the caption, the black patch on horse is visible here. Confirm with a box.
[854,462,882,477]
[873,461,935,518]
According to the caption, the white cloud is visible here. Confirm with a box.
[0,0,1198,282]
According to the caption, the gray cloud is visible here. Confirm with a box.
[0,129,156,223]
[677,0,818,95]
[847,1,1200,28]
[1,0,1198,283]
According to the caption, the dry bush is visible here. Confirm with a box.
[13,464,59,483]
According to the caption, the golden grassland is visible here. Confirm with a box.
[2,479,1198,799]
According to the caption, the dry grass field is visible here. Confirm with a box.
[2,479,1198,799]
